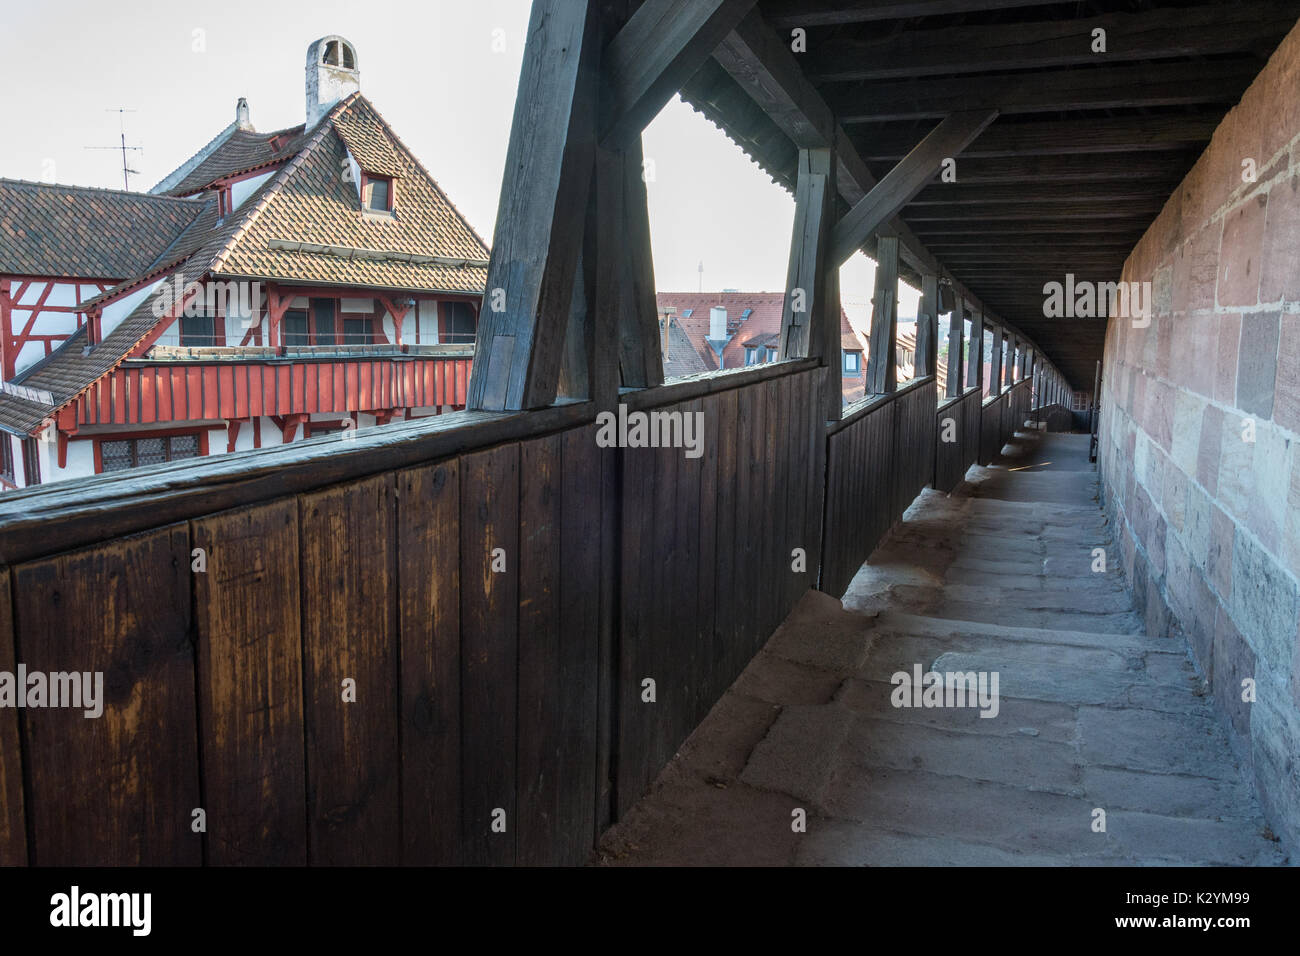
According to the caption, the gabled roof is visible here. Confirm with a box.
[0,92,491,435]
[0,180,207,279]
[654,291,863,372]
[660,316,709,378]
[154,126,311,197]
[214,95,490,294]
[333,108,405,178]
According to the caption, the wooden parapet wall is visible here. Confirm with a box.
[0,363,1041,865]
[0,359,837,867]
[820,376,936,599]
[933,386,983,494]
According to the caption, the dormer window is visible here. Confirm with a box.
[322,40,356,69]
[361,172,393,214]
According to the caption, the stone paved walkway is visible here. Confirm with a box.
[596,428,1289,866]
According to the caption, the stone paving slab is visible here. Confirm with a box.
[595,432,1289,867]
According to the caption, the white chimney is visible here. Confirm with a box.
[709,306,727,341]
[235,97,253,131]
[707,306,730,369]
[306,35,360,129]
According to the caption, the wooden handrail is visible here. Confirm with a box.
[0,401,594,564]
[829,373,936,435]
[623,357,819,411]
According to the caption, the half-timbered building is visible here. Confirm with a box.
[0,35,486,487]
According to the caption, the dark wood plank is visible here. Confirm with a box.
[14,525,200,865]
[593,431,618,837]
[0,571,26,866]
[766,0,1063,28]
[674,400,704,726]
[616,437,656,817]
[517,434,563,866]
[806,3,1300,81]
[459,444,520,864]
[192,501,307,865]
[831,60,1256,122]
[761,379,783,643]
[299,475,399,865]
[558,426,602,863]
[396,459,461,865]
[695,396,720,709]
[711,388,740,692]
[649,412,681,779]
[854,115,1221,161]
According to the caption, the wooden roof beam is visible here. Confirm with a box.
[601,0,758,149]
[831,109,998,265]
[853,115,1222,161]
[712,11,1034,350]
[763,0,1062,29]
[804,2,1300,81]
[829,60,1258,123]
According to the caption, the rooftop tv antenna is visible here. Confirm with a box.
[697,259,704,293]
[85,108,143,190]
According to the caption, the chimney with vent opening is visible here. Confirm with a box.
[306,36,360,129]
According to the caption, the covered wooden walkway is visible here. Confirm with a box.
[599,430,1283,865]
[0,0,1296,866]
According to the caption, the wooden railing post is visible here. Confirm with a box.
[989,327,1004,397]
[866,235,900,394]
[966,308,984,397]
[916,273,938,380]
[779,146,841,423]
[945,294,965,398]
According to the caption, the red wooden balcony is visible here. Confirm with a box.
[55,346,473,431]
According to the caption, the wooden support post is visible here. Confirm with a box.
[610,139,665,390]
[778,147,840,421]
[866,235,900,394]
[966,308,983,396]
[916,273,938,380]
[1005,335,1016,388]
[990,327,1004,395]
[468,0,600,411]
[558,2,663,406]
[945,295,964,398]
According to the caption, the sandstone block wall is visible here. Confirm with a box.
[1100,21,1300,850]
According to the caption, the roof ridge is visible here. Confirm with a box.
[0,177,208,204]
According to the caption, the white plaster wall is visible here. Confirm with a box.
[100,279,165,339]
[230,171,273,211]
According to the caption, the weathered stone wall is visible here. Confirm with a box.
[1099,21,1300,850]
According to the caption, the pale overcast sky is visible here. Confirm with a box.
[0,0,917,327]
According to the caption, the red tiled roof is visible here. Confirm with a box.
[654,291,865,371]
[156,126,311,197]
[0,180,207,279]
[0,93,490,435]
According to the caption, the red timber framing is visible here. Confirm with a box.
[0,276,115,379]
